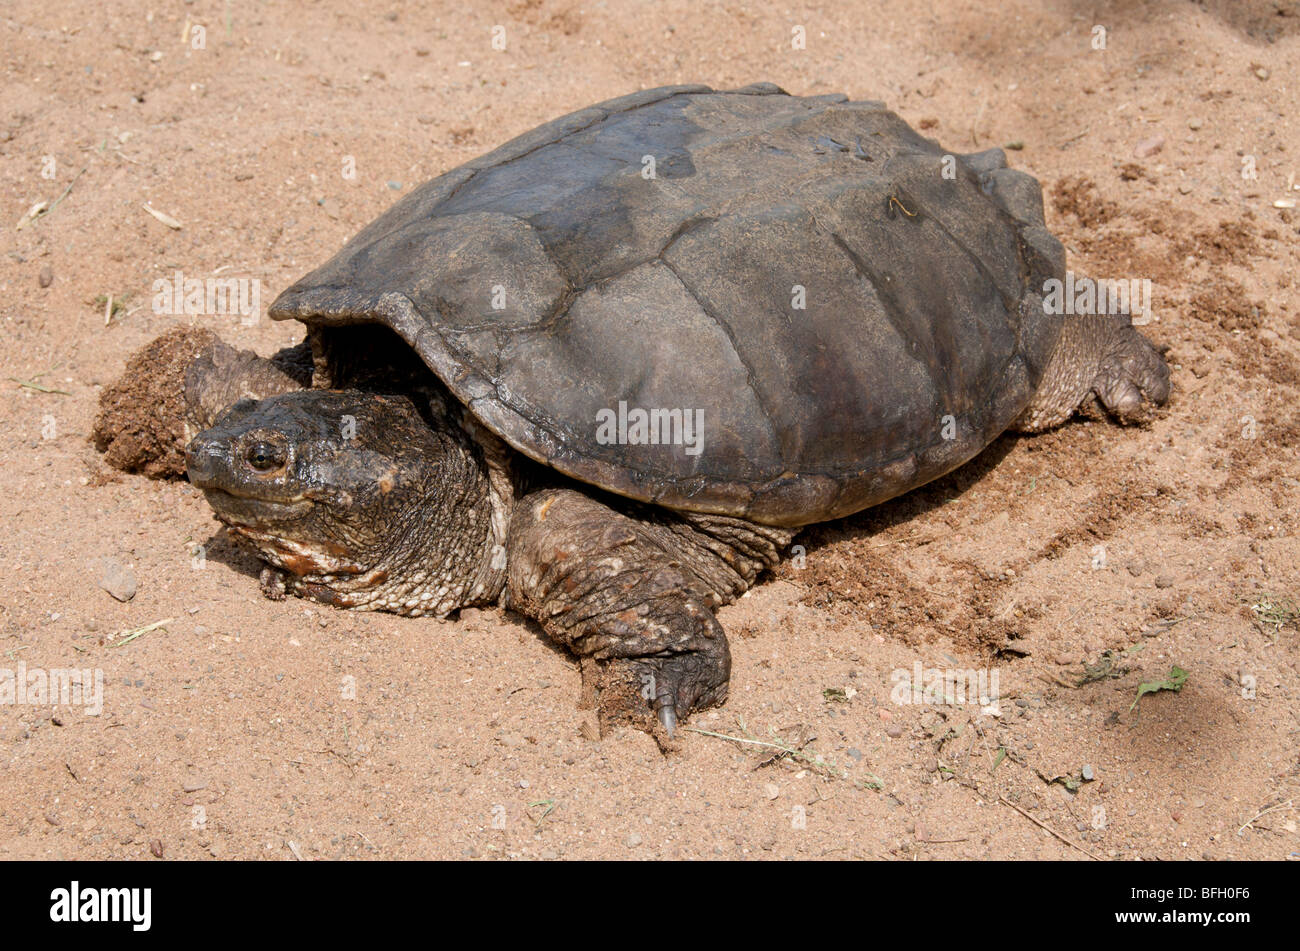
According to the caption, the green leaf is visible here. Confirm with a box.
[1129,665,1189,712]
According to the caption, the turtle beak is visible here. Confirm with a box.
[185,433,227,489]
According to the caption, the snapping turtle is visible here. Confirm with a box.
[95,83,1170,736]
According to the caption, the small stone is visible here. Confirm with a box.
[540,848,558,860]
[847,748,863,761]
[38,265,53,288]
[1134,136,1165,159]
[625,833,642,848]
[1128,561,1145,577]
[763,783,779,800]
[1254,66,1270,80]
[182,778,207,792]
[1187,118,1203,130]
[97,557,137,602]
[149,839,164,858]
[1154,574,1174,589]
[1081,764,1095,782]
[886,724,904,738]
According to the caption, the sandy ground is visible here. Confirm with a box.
[2,0,1298,861]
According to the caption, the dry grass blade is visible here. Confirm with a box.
[142,203,183,229]
[108,618,175,648]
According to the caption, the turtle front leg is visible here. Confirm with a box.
[93,328,312,478]
[506,488,794,739]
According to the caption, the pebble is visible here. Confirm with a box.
[1154,574,1174,589]
[764,782,780,800]
[885,724,904,738]
[1134,136,1165,159]
[847,748,863,761]
[625,833,642,848]
[38,265,53,288]
[97,557,137,602]
[181,778,207,792]
[1254,66,1270,80]
[1082,764,1095,782]
[1187,118,1203,130]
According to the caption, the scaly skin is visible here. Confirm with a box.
[95,312,1171,738]
[186,391,506,617]
[505,489,794,736]
[1015,313,1171,432]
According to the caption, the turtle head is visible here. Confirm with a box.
[186,390,502,615]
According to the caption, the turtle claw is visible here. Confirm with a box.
[656,699,678,738]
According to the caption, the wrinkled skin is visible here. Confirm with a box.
[104,303,1170,739]
[187,391,505,617]
[187,386,792,738]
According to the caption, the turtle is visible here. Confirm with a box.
[94,83,1171,738]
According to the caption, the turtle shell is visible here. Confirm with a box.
[268,83,1065,527]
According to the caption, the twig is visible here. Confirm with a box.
[9,377,71,395]
[998,796,1102,860]
[353,830,377,849]
[109,618,174,648]
[1238,797,1295,836]
[1059,127,1091,150]
[687,727,795,752]
[1039,671,1079,690]
[45,166,87,217]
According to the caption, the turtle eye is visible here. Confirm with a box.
[244,440,286,473]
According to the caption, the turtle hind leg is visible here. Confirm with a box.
[505,488,794,741]
[1014,312,1171,433]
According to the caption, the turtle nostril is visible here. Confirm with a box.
[185,436,223,487]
